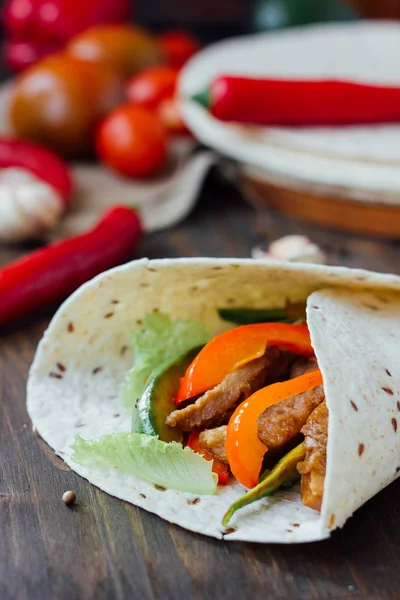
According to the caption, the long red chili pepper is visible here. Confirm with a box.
[0,206,142,327]
[0,138,73,204]
[194,76,400,126]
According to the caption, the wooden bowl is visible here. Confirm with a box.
[240,168,400,239]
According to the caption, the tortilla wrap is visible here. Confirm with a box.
[179,21,400,201]
[27,258,400,543]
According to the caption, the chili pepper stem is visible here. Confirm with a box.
[191,90,211,109]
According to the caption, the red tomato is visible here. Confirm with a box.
[96,104,167,178]
[157,96,190,136]
[159,31,200,68]
[126,66,179,110]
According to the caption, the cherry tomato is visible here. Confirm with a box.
[126,66,179,110]
[96,104,167,178]
[10,54,122,157]
[159,31,200,68]
[67,25,164,78]
[157,96,190,136]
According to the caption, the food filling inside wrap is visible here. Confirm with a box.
[72,301,331,526]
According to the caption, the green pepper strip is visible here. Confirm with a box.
[222,443,305,527]
[218,307,292,325]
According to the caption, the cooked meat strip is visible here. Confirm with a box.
[199,425,228,464]
[297,400,328,511]
[166,347,293,432]
[289,355,319,379]
[257,356,324,451]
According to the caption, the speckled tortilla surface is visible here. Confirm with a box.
[27,258,400,542]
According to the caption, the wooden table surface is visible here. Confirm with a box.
[1,172,400,600]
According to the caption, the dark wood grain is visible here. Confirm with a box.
[2,173,400,600]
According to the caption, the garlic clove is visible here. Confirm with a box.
[0,167,63,243]
[252,235,326,265]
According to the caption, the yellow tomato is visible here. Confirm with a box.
[10,54,123,157]
[66,25,164,79]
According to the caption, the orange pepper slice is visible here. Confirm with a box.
[226,369,323,489]
[176,323,313,404]
[187,430,230,485]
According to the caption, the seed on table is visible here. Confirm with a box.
[62,490,76,506]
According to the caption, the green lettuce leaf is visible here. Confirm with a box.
[71,433,217,495]
[121,312,211,413]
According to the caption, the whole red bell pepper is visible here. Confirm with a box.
[3,0,131,72]
[0,206,142,327]
[194,75,400,127]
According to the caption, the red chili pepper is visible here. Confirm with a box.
[0,206,142,327]
[194,76,400,126]
[187,430,230,485]
[0,139,73,205]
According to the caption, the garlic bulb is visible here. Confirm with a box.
[252,235,326,264]
[0,167,63,243]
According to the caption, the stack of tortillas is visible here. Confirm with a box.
[179,21,400,237]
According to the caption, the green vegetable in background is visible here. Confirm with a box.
[251,0,359,33]
[222,443,304,526]
[71,433,218,495]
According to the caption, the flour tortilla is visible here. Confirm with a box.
[179,21,400,201]
[27,258,400,542]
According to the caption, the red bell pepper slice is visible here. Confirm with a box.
[187,430,229,485]
[226,370,323,489]
[176,323,313,404]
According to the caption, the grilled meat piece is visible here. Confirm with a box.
[257,356,324,451]
[166,347,293,432]
[199,425,228,464]
[297,400,328,511]
[289,355,319,379]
